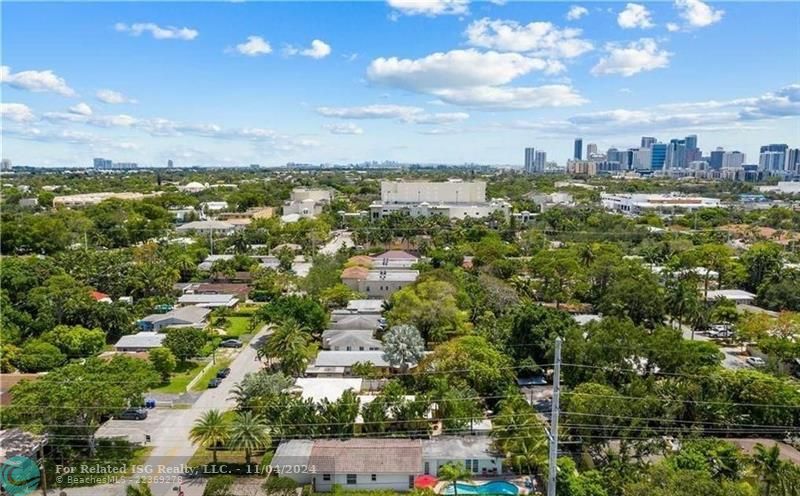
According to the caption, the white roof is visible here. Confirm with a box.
[346,299,385,313]
[115,332,165,349]
[177,294,238,306]
[706,289,755,301]
[293,378,362,403]
[312,351,389,368]
[573,314,602,326]
[176,220,235,231]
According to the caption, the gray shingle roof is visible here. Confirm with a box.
[114,332,166,349]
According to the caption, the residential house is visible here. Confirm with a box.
[181,282,250,301]
[305,351,390,377]
[705,289,756,305]
[342,268,419,299]
[0,429,48,467]
[272,439,421,492]
[322,329,382,351]
[114,332,166,352]
[421,436,503,477]
[329,314,383,331]
[138,306,211,332]
[176,220,236,236]
[177,293,239,308]
[282,188,331,221]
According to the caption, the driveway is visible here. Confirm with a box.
[677,324,748,370]
[61,327,270,496]
[319,230,354,255]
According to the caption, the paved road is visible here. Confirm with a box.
[318,230,354,255]
[57,327,270,496]
[677,324,747,370]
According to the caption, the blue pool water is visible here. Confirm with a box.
[442,481,520,495]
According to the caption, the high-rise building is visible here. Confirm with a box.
[787,148,800,173]
[641,137,656,149]
[586,143,597,157]
[760,151,786,171]
[534,151,547,172]
[93,157,113,169]
[723,151,746,169]
[524,147,536,173]
[709,148,725,169]
[651,143,667,170]
[685,134,698,152]
[0,159,11,171]
[633,147,652,169]
[666,139,687,169]
[167,159,174,168]
[606,148,621,163]
[574,138,583,160]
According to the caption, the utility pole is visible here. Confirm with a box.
[547,337,562,496]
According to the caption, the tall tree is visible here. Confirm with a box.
[229,411,271,465]
[190,409,231,464]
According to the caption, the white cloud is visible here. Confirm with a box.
[43,111,138,128]
[408,112,470,124]
[617,3,654,29]
[367,49,583,110]
[0,65,76,97]
[285,39,332,59]
[368,49,560,92]
[675,0,724,28]
[316,104,471,124]
[114,22,198,40]
[69,102,93,116]
[666,22,680,32]
[317,104,423,120]
[387,0,469,17]
[464,18,593,58]
[433,85,587,109]
[591,38,671,77]
[324,123,364,135]
[96,89,136,104]
[566,5,589,21]
[1,103,36,122]
[235,36,272,56]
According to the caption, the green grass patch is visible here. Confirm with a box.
[191,358,233,392]
[152,360,207,394]
[223,315,252,337]
[47,443,152,488]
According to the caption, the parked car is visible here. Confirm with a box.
[208,377,222,388]
[116,408,148,420]
[746,357,766,367]
[220,339,243,348]
[216,367,231,379]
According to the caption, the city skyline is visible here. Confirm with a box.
[2,1,800,167]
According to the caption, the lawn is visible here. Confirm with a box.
[223,315,252,337]
[152,360,207,394]
[48,444,152,488]
[190,357,233,392]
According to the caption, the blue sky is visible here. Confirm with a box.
[2,0,799,167]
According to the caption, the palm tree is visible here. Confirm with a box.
[230,411,271,465]
[126,480,153,496]
[189,409,231,464]
[260,320,311,375]
[753,443,783,496]
[438,462,472,496]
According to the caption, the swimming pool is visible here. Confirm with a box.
[442,480,520,495]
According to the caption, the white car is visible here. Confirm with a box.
[746,357,766,367]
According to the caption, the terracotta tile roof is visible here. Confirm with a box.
[90,291,110,301]
[341,266,369,280]
[309,439,422,473]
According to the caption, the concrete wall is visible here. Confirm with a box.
[314,473,414,493]
[381,181,486,204]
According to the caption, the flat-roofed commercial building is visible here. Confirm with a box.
[370,180,510,220]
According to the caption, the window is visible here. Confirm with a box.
[347,474,357,485]
[472,459,479,473]
[371,474,377,481]
[409,475,414,488]
[465,459,472,471]
[424,462,430,475]
[323,474,331,481]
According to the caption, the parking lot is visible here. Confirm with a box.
[94,407,169,444]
